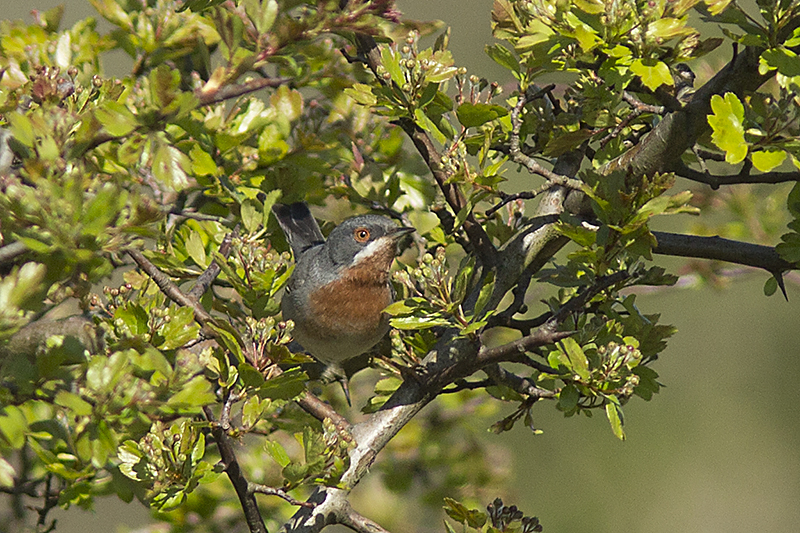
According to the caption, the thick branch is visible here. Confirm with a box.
[338,503,392,533]
[669,160,800,189]
[652,231,796,273]
[602,45,770,178]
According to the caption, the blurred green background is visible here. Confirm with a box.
[4,1,800,532]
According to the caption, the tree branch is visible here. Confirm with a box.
[669,160,800,189]
[602,45,770,178]
[249,483,316,509]
[187,231,235,300]
[508,90,585,190]
[205,407,268,533]
[338,502,392,533]
[652,231,796,273]
[196,76,293,106]
[482,364,557,401]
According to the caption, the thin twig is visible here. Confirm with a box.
[482,364,557,400]
[477,270,633,365]
[205,407,269,533]
[508,90,585,189]
[440,378,493,394]
[188,231,236,300]
[249,483,316,508]
[196,77,293,106]
[621,91,665,114]
[127,249,215,325]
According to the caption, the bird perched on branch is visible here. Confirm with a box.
[272,202,413,402]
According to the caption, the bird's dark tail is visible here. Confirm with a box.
[271,202,325,256]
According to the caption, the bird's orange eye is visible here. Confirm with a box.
[354,227,370,242]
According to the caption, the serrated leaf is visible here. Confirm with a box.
[630,59,673,91]
[751,149,787,172]
[158,307,199,350]
[708,92,747,164]
[95,101,137,137]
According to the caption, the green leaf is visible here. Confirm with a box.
[344,84,377,106]
[257,367,307,400]
[764,275,778,296]
[751,149,787,172]
[390,315,451,330]
[0,457,16,488]
[241,199,261,233]
[55,391,93,416]
[605,402,626,440]
[167,376,216,408]
[630,59,673,91]
[455,102,508,129]
[0,406,28,449]
[760,48,800,77]
[383,299,419,316]
[557,383,580,412]
[560,337,590,380]
[485,43,520,73]
[153,142,191,191]
[189,144,218,176]
[473,271,495,318]
[270,85,303,122]
[95,101,138,137]
[158,307,200,350]
[414,109,448,145]
[381,46,405,87]
[114,303,149,337]
[265,440,291,468]
[708,92,747,164]
[185,230,208,268]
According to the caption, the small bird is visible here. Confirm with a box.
[272,202,413,400]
